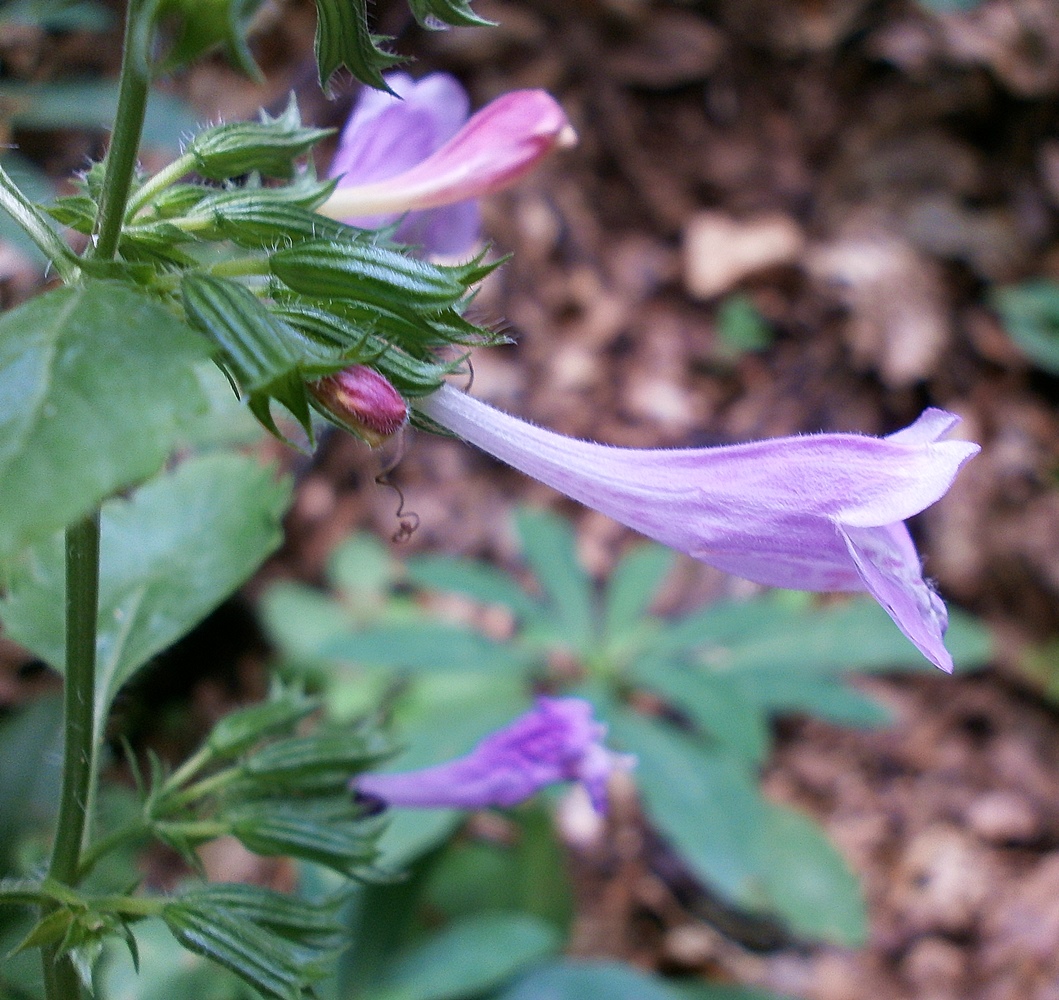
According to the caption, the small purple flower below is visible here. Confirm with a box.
[353,697,633,814]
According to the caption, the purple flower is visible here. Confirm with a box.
[418,385,980,673]
[354,697,632,814]
[321,72,575,256]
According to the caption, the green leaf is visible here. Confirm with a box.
[676,985,793,1000]
[629,661,771,764]
[260,581,359,664]
[405,553,546,622]
[425,805,573,930]
[178,884,344,947]
[312,0,401,91]
[515,508,596,654]
[319,622,534,676]
[145,0,266,77]
[497,960,687,1000]
[991,280,1059,375]
[609,710,866,943]
[0,0,114,30]
[242,728,391,792]
[0,152,52,266]
[197,201,356,249]
[1,455,290,748]
[606,710,766,905]
[915,0,981,11]
[602,544,675,644]
[0,282,212,555]
[731,674,892,728]
[0,696,63,872]
[750,804,867,947]
[716,294,773,355]
[327,532,397,607]
[207,690,319,758]
[368,913,560,1000]
[663,594,988,676]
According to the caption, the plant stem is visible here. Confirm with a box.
[92,0,150,260]
[41,5,148,988]
[125,152,197,220]
[0,165,79,282]
[41,513,100,1000]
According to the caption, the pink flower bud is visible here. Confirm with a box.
[309,366,408,446]
[320,87,576,229]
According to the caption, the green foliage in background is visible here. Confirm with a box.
[262,510,991,999]
[992,280,1059,376]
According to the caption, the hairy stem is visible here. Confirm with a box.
[41,513,100,999]
[125,152,197,220]
[0,165,79,281]
[92,0,150,260]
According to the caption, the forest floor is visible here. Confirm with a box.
[6,1,1059,997]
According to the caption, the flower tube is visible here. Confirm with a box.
[418,385,979,673]
[320,73,575,254]
[353,697,632,814]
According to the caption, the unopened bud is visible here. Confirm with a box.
[309,366,408,446]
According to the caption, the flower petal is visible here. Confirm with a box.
[326,72,480,253]
[841,522,953,672]
[353,697,630,813]
[417,384,979,670]
[320,90,575,222]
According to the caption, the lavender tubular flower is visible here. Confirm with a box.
[418,385,979,673]
[320,72,575,256]
[354,697,632,814]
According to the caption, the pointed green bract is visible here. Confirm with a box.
[407,0,492,27]
[187,98,333,181]
[0,282,212,556]
[313,0,401,91]
[181,273,345,437]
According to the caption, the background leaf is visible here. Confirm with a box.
[0,282,212,555]
[497,960,734,1000]
[515,508,596,654]
[602,544,675,645]
[749,804,867,947]
[405,553,543,622]
[1,454,290,745]
[606,710,766,905]
[366,912,560,1000]
[0,81,199,152]
[0,695,63,874]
